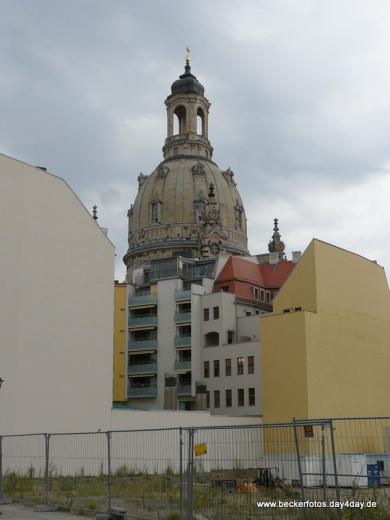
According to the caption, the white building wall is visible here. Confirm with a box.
[0,154,114,435]
[201,292,236,345]
[202,340,261,416]
[237,315,260,341]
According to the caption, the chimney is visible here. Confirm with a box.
[292,251,302,263]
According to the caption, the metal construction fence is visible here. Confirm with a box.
[1,417,390,519]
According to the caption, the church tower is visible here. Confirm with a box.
[124,54,249,280]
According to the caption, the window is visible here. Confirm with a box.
[150,201,161,225]
[253,287,260,300]
[245,311,251,316]
[214,390,220,408]
[260,289,265,301]
[225,358,231,376]
[227,331,234,344]
[174,105,186,134]
[203,308,209,321]
[248,356,254,374]
[238,388,244,407]
[221,286,229,292]
[195,200,207,222]
[197,107,205,136]
[214,360,220,377]
[204,331,219,347]
[206,391,210,409]
[204,361,210,378]
[237,356,244,375]
[213,306,220,319]
[248,388,255,406]
[225,389,232,408]
[235,206,244,230]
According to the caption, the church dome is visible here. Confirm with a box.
[124,58,248,278]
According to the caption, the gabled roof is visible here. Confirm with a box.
[214,256,295,289]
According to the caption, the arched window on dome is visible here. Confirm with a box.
[150,201,161,225]
[197,107,205,136]
[194,199,207,223]
[235,205,244,231]
[173,105,186,135]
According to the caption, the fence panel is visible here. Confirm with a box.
[48,432,108,515]
[1,434,46,505]
[5,418,390,518]
[110,427,183,519]
[186,421,335,520]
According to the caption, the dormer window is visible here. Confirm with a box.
[195,199,207,222]
[235,203,244,230]
[150,201,161,225]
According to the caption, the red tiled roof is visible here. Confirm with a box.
[214,256,295,290]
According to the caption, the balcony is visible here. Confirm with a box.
[128,362,157,374]
[177,385,192,396]
[128,316,157,328]
[175,336,191,347]
[175,360,191,371]
[128,294,157,307]
[128,339,157,351]
[175,312,191,323]
[128,386,157,398]
[175,290,191,302]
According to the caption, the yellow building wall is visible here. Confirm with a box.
[261,240,390,453]
[113,283,127,403]
[273,241,318,314]
[261,311,309,424]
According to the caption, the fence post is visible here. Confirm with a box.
[0,436,3,503]
[321,423,327,503]
[329,420,341,508]
[292,419,306,500]
[179,427,183,520]
[44,433,50,506]
[187,428,195,520]
[106,431,112,514]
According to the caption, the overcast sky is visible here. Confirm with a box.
[1,0,390,280]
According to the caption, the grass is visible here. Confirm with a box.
[4,469,390,519]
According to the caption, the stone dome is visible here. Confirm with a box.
[124,61,248,277]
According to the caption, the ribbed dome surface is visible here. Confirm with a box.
[126,158,248,262]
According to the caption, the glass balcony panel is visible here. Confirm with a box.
[128,362,158,374]
[175,290,192,301]
[175,312,191,323]
[128,316,157,327]
[128,339,157,350]
[177,385,192,396]
[127,386,157,397]
[175,336,191,347]
[175,360,191,371]
[128,294,157,306]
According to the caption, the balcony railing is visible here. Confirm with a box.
[128,294,157,307]
[128,386,157,398]
[175,360,191,371]
[175,290,191,302]
[128,339,157,351]
[175,336,191,347]
[175,312,191,323]
[128,316,157,328]
[128,362,158,374]
[177,385,192,396]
